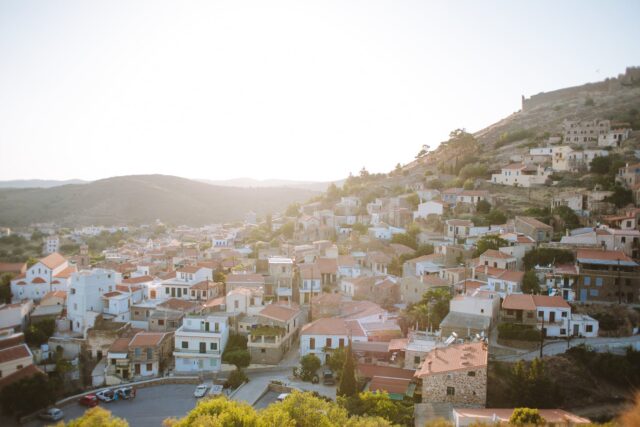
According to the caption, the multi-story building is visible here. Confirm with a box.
[10,253,76,302]
[563,119,610,144]
[617,162,640,188]
[268,257,294,302]
[247,302,302,364]
[67,269,118,336]
[298,264,322,306]
[128,332,173,378]
[43,235,60,255]
[173,314,230,373]
[160,266,213,300]
[514,216,552,243]
[575,250,639,303]
[300,317,367,364]
[491,163,550,187]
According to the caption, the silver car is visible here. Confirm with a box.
[39,408,64,421]
[194,384,209,398]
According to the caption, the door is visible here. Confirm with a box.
[199,342,206,354]
[549,312,555,323]
[516,311,523,322]
[573,324,579,336]
[134,364,140,375]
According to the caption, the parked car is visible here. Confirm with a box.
[194,384,208,398]
[79,394,98,407]
[114,386,136,400]
[96,389,115,402]
[39,408,64,421]
[322,369,335,385]
[209,384,224,396]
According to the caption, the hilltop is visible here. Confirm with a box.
[0,175,317,227]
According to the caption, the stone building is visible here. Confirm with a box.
[414,341,488,407]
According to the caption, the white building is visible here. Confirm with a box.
[160,266,213,300]
[173,315,230,373]
[0,300,34,331]
[413,201,444,220]
[299,317,367,364]
[10,253,76,303]
[43,235,60,255]
[598,128,631,147]
[101,291,131,323]
[491,163,550,187]
[552,146,609,172]
[225,287,264,316]
[67,269,117,336]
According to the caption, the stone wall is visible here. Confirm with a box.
[421,366,487,406]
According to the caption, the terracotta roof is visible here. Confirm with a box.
[40,253,67,269]
[316,258,338,274]
[177,266,202,274]
[103,291,123,298]
[123,275,154,284]
[502,294,570,311]
[0,344,30,364]
[577,249,635,264]
[226,274,265,284]
[369,376,412,395]
[415,342,488,377]
[203,296,225,308]
[0,333,25,350]
[299,264,321,280]
[0,263,26,274]
[116,284,141,292]
[503,163,526,170]
[421,275,449,287]
[158,298,200,311]
[387,338,408,352]
[0,363,44,390]
[389,244,415,256]
[42,290,67,300]
[301,317,366,337]
[31,277,46,284]
[259,302,300,322]
[311,293,342,306]
[495,270,525,283]
[129,332,169,347]
[108,337,131,353]
[516,216,552,230]
[479,249,514,260]
[340,300,385,320]
[358,363,415,379]
[191,280,219,290]
[446,219,474,227]
[53,265,77,279]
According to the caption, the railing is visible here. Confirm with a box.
[173,348,220,355]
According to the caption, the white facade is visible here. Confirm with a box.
[0,300,33,331]
[173,315,230,373]
[10,254,73,303]
[43,235,60,255]
[413,201,444,220]
[160,267,213,300]
[491,164,550,187]
[67,269,117,336]
[225,287,264,316]
[102,292,131,322]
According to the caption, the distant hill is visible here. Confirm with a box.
[0,179,89,189]
[0,175,318,227]
[198,177,344,192]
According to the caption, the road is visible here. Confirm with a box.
[22,384,199,427]
[493,335,640,361]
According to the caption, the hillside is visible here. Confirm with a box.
[0,179,89,189]
[198,178,344,192]
[0,175,317,227]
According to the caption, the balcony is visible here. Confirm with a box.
[275,287,293,297]
[173,348,221,356]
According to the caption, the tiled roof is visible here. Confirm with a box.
[123,275,154,284]
[40,253,67,269]
[53,265,77,278]
[129,332,169,347]
[479,249,514,260]
[502,294,570,311]
[226,274,265,284]
[358,363,415,379]
[415,342,488,377]
[369,376,412,395]
[301,317,366,337]
[577,249,636,265]
[516,216,553,230]
[259,302,300,322]
[0,344,30,364]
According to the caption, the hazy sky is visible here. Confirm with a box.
[1,1,639,182]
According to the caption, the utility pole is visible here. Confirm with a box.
[617,257,622,304]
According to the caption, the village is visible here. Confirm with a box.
[1,87,640,425]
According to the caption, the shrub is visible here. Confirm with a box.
[300,354,322,382]
[225,369,248,389]
[498,323,541,341]
[222,349,250,368]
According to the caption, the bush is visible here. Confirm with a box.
[225,369,248,389]
[495,129,535,148]
[25,318,56,347]
[523,248,574,270]
[498,323,541,341]
[300,354,321,382]
[222,349,250,368]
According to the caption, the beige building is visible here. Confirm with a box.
[563,119,610,144]
[491,163,550,187]
[415,341,488,406]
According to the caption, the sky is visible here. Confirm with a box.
[1,1,639,183]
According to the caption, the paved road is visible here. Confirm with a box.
[493,335,640,361]
[23,384,199,427]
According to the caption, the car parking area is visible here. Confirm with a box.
[25,384,199,427]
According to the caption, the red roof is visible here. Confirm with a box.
[358,363,415,379]
[40,253,67,269]
[415,342,488,377]
[0,344,30,364]
[0,364,45,390]
[369,376,412,395]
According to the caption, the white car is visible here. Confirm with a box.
[96,389,115,402]
[39,408,64,421]
[277,393,290,402]
[194,384,209,398]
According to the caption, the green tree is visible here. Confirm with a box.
[280,222,295,239]
[0,373,54,416]
[341,391,413,426]
[0,273,13,304]
[225,368,248,389]
[326,183,342,201]
[300,354,321,381]
[590,155,611,174]
[509,408,546,425]
[523,248,574,270]
[337,341,357,397]
[406,193,420,209]
[425,179,443,190]
[222,349,250,368]
[463,179,474,190]
[485,209,507,225]
[476,199,491,214]
[285,203,301,217]
[552,206,580,230]
[25,318,56,347]
[391,233,417,250]
[605,185,633,208]
[326,346,348,378]
[473,235,508,257]
[522,271,540,295]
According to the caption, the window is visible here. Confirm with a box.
[584,276,591,286]
[261,348,266,353]
[134,348,141,357]
[538,311,543,318]
[181,341,188,349]
[158,319,164,326]
[561,311,567,318]
[506,310,514,316]
[586,325,593,333]
[326,338,332,348]
[414,356,420,364]
[468,371,476,377]
[590,289,599,297]
[165,288,170,294]
[446,387,455,396]
[234,300,239,309]
[527,312,534,318]
[210,342,218,351]
[310,338,315,350]
[595,277,603,287]
[339,338,345,348]
[147,348,153,360]
[560,329,566,335]
[146,363,153,371]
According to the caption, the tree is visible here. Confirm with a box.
[225,368,248,389]
[327,346,348,378]
[61,407,129,427]
[552,206,580,230]
[285,203,301,217]
[473,235,508,257]
[327,183,341,201]
[352,223,368,235]
[485,209,507,225]
[390,233,417,250]
[522,271,540,294]
[337,341,357,397]
[280,222,295,239]
[341,391,413,426]
[25,318,56,347]
[406,193,420,209]
[425,179,443,190]
[387,257,402,277]
[300,354,321,381]
[0,373,54,416]
[509,408,546,425]
[507,358,560,408]
[590,155,611,174]
[0,273,13,304]
[476,199,491,214]
[523,248,574,270]
[222,349,250,368]
[463,179,474,190]
[605,186,633,208]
